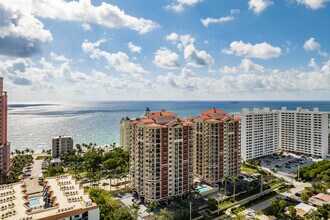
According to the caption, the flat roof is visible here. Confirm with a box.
[0,175,98,220]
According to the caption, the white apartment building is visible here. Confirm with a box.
[280,107,329,158]
[234,108,279,161]
[236,107,329,159]
[52,136,73,158]
[0,175,99,220]
[129,110,194,202]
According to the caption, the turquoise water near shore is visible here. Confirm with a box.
[8,101,330,152]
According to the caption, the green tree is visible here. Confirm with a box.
[288,206,297,220]
[300,191,309,203]
[278,199,286,216]
[130,201,141,220]
[222,175,230,195]
[270,198,279,217]
[233,213,248,220]
[156,209,174,220]
[146,201,158,220]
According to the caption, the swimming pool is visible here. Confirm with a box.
[196,185,213,193]
[28,197,43,207]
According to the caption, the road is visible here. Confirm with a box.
[239,179,311,217]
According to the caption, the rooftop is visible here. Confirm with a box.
[0,175,98,220]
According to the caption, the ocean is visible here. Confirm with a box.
[8,101,330,152]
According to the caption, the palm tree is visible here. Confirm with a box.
[278,199,286,216]
[222,175,230,196]
[130,201,141,220]
[288,206,297,220]
[232,176,240,200]
[270,198,278,217]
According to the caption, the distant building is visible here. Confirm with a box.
[0,77,10,177]
[280,107,329,158]
[236,107,329,159]
[129,109,194,202]
[120,117,133,151]
[194,108,241,185]
[234,108,279,160]
[52,136,73,158]
[0,175,99,219]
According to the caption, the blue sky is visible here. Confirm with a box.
[0,0,330,102]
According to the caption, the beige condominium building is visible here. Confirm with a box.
[194,108,241,186]
[129,109,194,202]
[0,174,99,220]
[0,77,10,177]
[234,108,280,161]
[280,107,329,158]
[52,136,74,158]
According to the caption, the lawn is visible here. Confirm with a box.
[35,155,48,160]
[241,164,258,174]
[218,200,234,209]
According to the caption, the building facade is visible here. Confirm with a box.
[234,108,279,161]
[279,107,329,158]
[120,117,132,151]
[129,110,194,202]
[0,77,10,176]
[52,136,74,158]
[0,175,99,220]
[194,109,241,185]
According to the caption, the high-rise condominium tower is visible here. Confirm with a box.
[129,110,194,202]
[194,109,241,185]
[280,107,329,158]
[234,108,279,161]
[0,77,10,176]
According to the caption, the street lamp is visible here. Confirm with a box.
[189,201,192,220]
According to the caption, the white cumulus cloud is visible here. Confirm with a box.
[0,3,52,56]
[81,23,92,31]
[127,42,142,53]
[184,44,214,67]
[223,41,281,59]
[153,47,180,69]
[50,52,70,62]
[201,9,239,27]
[165,0,202,12]
[303,37,321,51]
[296,0,329,9]
[3,0,159,34]
[248,0,273,14]
[82,39,147,76]
[166,32,179,42]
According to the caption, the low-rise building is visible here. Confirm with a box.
[308,193,330,206]
[289,203,316,218]
[0,175,99,220]
[52,136,73,158]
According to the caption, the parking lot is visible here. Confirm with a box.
[260,153,315,177]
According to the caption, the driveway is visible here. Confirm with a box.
[23,153,45,195]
